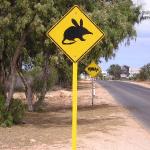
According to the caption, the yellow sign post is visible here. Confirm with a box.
[72,62,78,150]
[85,61,101,106]
[47,5,104,150]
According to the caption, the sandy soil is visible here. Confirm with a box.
[1,80,150,150]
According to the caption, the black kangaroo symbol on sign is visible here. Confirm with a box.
[62,19,93,45]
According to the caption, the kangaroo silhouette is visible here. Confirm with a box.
[62,19,93,45]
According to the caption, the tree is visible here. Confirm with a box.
[121,65,130,76]
[78,0,140,71]
[0,0,60,108]
[0,0,140,110]
[107,64,122,79]
[138,63,150,80]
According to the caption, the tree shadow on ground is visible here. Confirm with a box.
[65,81,92,91]
[78,82,92,90]
[24,104,125,132]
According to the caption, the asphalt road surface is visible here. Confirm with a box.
[98,80,150,130]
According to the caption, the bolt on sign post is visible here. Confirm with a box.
[46,5,104,150]
[85,61,102,106]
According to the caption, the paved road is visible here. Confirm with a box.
[98,80,150,130]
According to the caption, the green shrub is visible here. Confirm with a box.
[32,66,58,93]
[9,99,25,124]
[0,85,4,94]
[0,95,25,127]
[0,95,12,127]
[57,59,72,87]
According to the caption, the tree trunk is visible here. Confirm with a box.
[26,86,33,111]
[6,32,27,107]
[5,66,16,107]
[17,69,33,112]
[0,58,5,97]
[0,41,10,99]
[4,14,36,107]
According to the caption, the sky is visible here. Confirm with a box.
[101,0,150,71]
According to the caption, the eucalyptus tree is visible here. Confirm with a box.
[0,0,60,108]
[139,63,150,80]
[107,64,122,80]
[79,0,140,70]
[0,0,140,110]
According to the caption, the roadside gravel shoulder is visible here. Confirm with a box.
[76,80,150,150]
[47,80,150,150]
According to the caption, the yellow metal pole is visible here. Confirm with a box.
[72,62,78,150]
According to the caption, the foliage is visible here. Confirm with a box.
[138,63,150,81]
[129,74,139,81]
[98,73,104,80]
[0,104,12,126]
[0,96,25,127]
[121,65,130,76]
[0,0,141,108]
[107,64,122,80]
[80,0,140,68]
[56,56,72,87]
[0,0,140,73]
[9,99,25,124]
[32,66,58,93]
[0,84,5,96]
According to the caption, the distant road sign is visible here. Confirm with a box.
[85,61,101,77]
[47,5,104,63]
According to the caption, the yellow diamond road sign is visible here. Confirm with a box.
[47,5,104,62]
[85,61,101,78]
